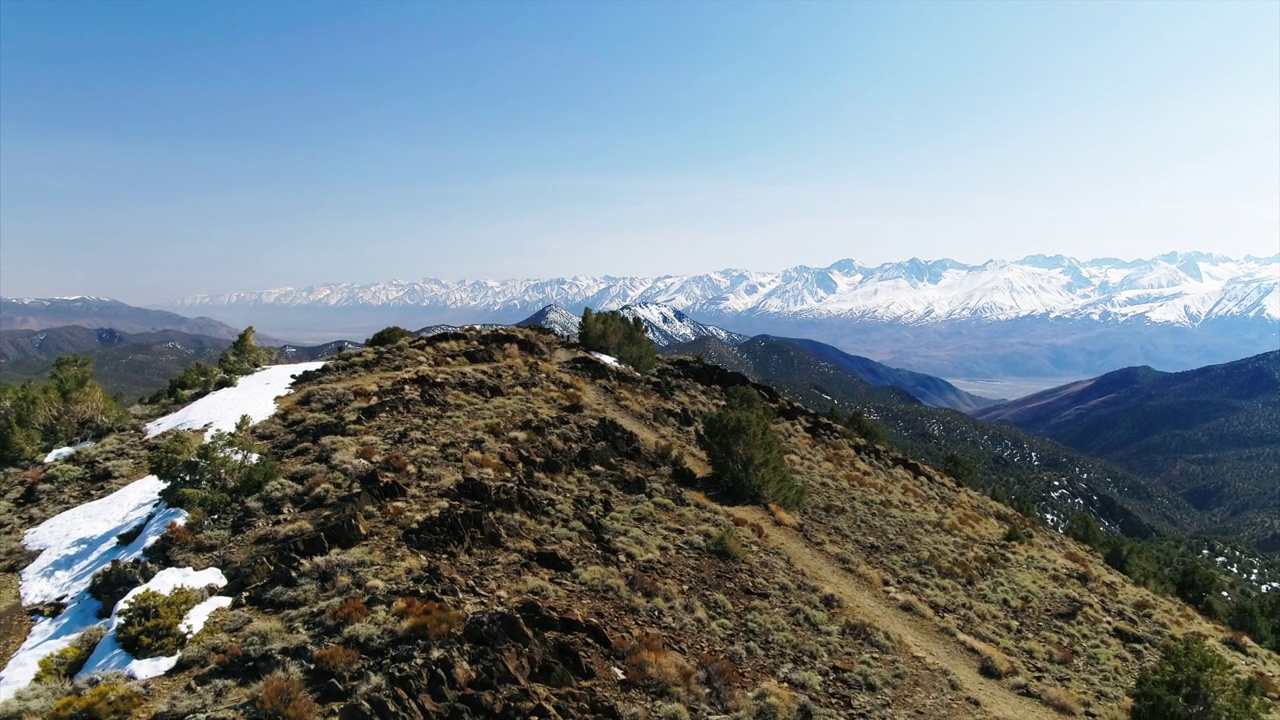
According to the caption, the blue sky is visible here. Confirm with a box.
[1,0,1277,303]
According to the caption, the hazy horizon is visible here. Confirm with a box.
[3,1,1278,304]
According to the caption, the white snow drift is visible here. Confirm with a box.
[145,362,324,439]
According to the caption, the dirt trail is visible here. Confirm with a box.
[708,500,1057,720]
[0,573,31,670]
[571,367,1056,719]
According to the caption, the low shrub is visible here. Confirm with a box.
[1036,686,1082,716]
[365,326,413,348]
[48,683,142,720]
[392,597,464,639]
[89,560,156,618]
[1003,525,1033,544]
[1131,637,1267,719]
[0,678,70,718]
[328,597,370,625]
[115,588,202,659]
[624,633,696,691]
[707,527,747,562]
[35,626,107,683]
[314,645,361,676]
[254,673,318,720]
[169,488,232,515]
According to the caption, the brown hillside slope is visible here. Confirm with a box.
[0,327,1275,719]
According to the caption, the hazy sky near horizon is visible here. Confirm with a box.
[1,1,1278,304]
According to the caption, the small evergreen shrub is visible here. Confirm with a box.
[34,626,107,683]
[843,410,891,446]
[1130,637,1266,719]
[217,327,272,377]
[115,588,203,659]
[365,326,413,348]
[578,308,657,372]
[698,386,804,508]
[0,355,128,466]
[1003,525,1033,544]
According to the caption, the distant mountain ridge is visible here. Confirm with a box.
[176,252,1279,326]
[1,297,250,340]
[0,326,228,365]
[0,325,359,402]
[976,351,1280,552]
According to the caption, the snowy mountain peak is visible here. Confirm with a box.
[515,303,747,347]
[177,253,1280,327]
[515,305,582,338]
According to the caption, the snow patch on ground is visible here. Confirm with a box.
[0,363,319,701]
[0,480,184,700]
[589,352,621,367]
[145,362,324,439]
[43,441,96,464]
[181,596,234,636]
[19,477,184,608]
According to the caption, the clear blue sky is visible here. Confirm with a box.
[2,0,1277,303]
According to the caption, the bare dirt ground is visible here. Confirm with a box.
[0,573,31,673]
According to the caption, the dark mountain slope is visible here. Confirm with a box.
[0,326,228,364]
[0,328,230,402]
[667,336,921,408]
[976,351,1280,552]
[0,327,360,403]
[0,297,249,340]
[0,325,131,362]
[764,336,997,411]
[516,307,989,412]
[665,336,1197,538]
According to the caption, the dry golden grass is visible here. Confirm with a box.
[1035,685,1083,716]
[766,503,798,527]
[623,633,697,692]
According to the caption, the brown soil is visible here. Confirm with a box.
[0,574,30,671]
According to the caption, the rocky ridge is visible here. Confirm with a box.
[1,327,1275,718]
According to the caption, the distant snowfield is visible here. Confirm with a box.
[0,362,321,702]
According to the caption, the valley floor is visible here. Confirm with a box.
[945,377,1083,402]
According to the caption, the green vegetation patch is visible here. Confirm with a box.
[116,587,203,658]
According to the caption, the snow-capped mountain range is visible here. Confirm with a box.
[178,252,1280,327]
